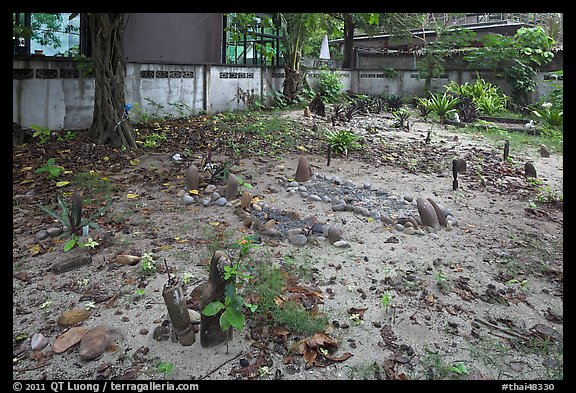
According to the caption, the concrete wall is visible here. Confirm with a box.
[13,58,562,130]
[13,59,286,130]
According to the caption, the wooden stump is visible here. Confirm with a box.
[200,251,234,347]
[162,277,196,346]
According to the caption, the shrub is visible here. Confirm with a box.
[315,68,343,103]
[325,129,361,155]
[423,92,460,121]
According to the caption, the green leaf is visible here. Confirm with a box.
[222,307,245,330]
[219,312,232,331]
[64,237,78,252]
[201,301,225,316]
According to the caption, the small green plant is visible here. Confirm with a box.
[30,125,52,144]
[182,272,193,285]
[39,193,110,251]
[35,158,64,178]
[325,129,361,155]
[201,235,259,333]
[57,130,76,142]
[450,361,469,376]
[157,361,174,378]
[39,300,53,309]
[392,108,411,129]
[142,132,167,149]
[134,288,146,299]
[140,252,157,274]
[506,278,529,291]
[381,291,392,313]
[349,313,362,326]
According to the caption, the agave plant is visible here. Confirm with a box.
[393,109,411,129]
[40,193,110,237]
[385,95,404,111]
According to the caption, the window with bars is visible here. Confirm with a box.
[223,13,282,66]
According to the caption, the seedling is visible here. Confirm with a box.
[349,313,362,326]
[202,235,259,333]
[35,158,64,178]
[381,291,392,313]
[134,288,146,299]
[182,272,193,285]
[140,252,157,274]
[506,278,529,291]
[157,362,174,378]
[39,300,52,309]
[30,125,52,144]
[450,362,469,376]
[84,301,96,310]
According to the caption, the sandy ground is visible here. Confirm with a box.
[13,111,563,381]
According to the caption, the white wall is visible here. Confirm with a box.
[13,59,561,130]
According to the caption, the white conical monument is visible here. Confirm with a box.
[320,34,330,59]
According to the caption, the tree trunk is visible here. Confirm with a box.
[342,16,355,69]
[87,13,136,148]
[282,65,301,104]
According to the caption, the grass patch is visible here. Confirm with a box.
[460,122,563,154]
[248,261,329,336]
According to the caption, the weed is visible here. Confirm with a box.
[40,193,110,252]
[35,158,64,178]
[325,129,361,155]
[345,362,383,380]
[418,348,468,380]
[30,125,52,144]
[156,362,174,379]
[140,252,157,274]
[134,288,146,299]
[380,291,392,313]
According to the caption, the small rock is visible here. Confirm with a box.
[52,326,89,353]
[198,198,211,207]
[214,197,228,207]
[363,183,372,189]
[332,203,347,212]
[403,195,414,203]
[429,233,440,240]
[327,225,343,245]
[205,184,217,193]
[333,240,350,248]
[290,234,308,247]
[139,328,149,335]
[35,230,49,241]
[47,227,62,237]
[79,325,109,360]
[403,227,415,235]
[394,224,405,232]
[57,308,92,327]
[369,211,381,220]
[182,194,195,205]
[540,144,550,158]
[445,221,453,231]
[308,195,322,202]
[31,333,49,351]
[381,214,395,225]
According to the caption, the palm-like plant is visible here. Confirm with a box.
[425,92,460,121]
[325,129,361,155]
